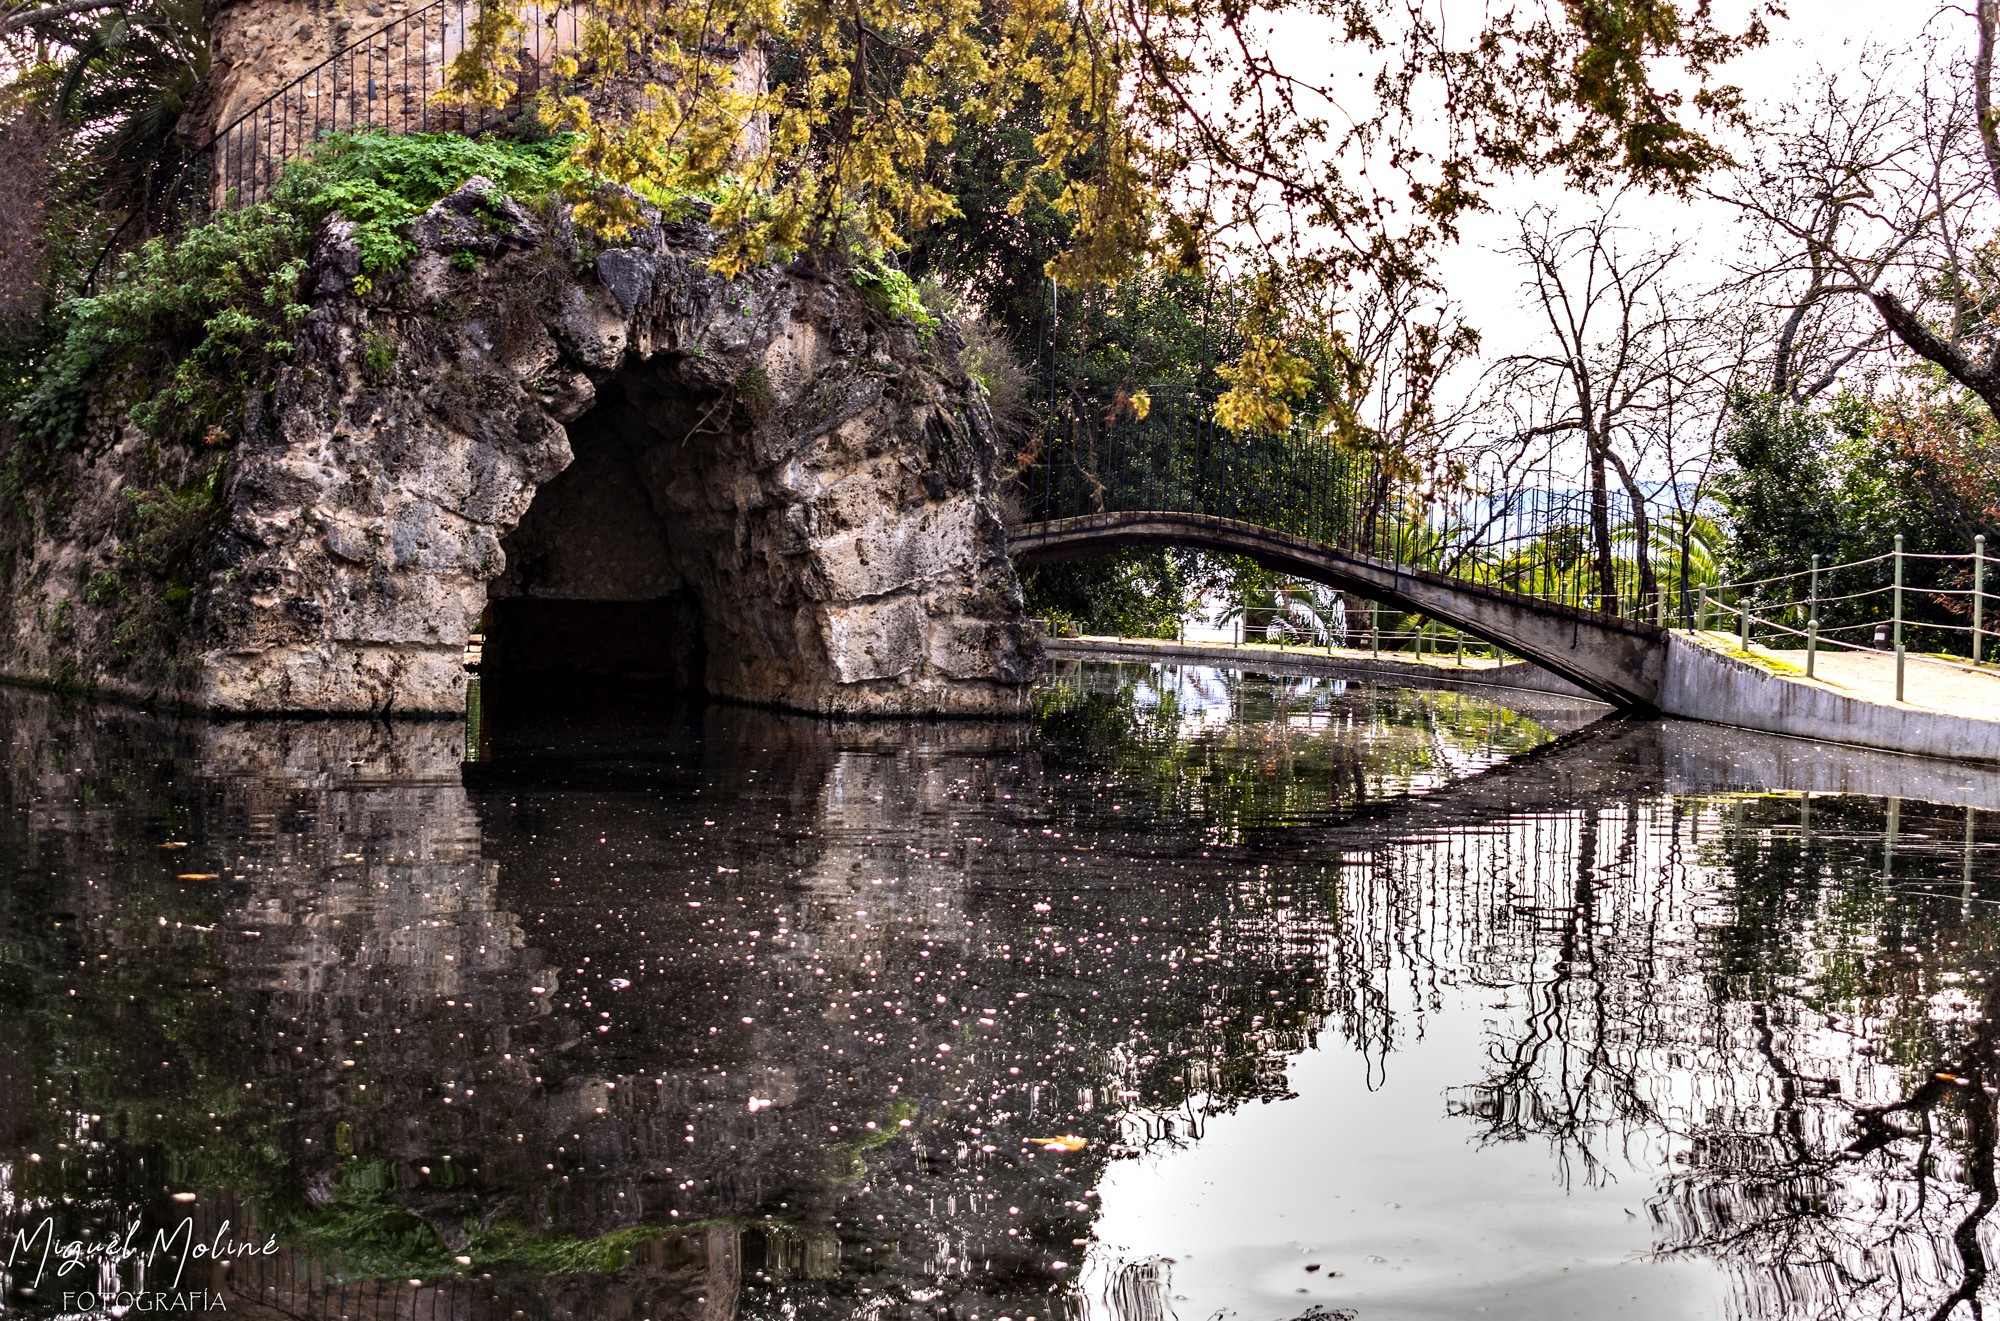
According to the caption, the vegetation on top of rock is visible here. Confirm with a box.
[302,132,575,278]
[4,132,574,450]
[850,258,936,334]
[8,191,310,449]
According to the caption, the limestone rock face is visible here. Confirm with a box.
[3,181,1042,716]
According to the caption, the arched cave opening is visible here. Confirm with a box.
[469,309,1039,720]
[480,362,733,696]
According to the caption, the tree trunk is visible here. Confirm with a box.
[1978,0,2000,198]
[1870,291,2000,420]
[1603,447,1658,618]
[1588,441,1617,614]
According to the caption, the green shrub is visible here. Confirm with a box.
[6,132,575,450]
[280,1158,677,1281]
[361,331,397,380]
[851,257,937,332]
[301,131,573,277]
[98,461,229,666]
[10,199,311,447]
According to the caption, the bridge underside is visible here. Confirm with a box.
[1009,512,1666,708]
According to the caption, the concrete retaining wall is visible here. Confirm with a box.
[1656,633,2000,765]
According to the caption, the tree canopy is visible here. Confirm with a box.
[441,0,1774,295]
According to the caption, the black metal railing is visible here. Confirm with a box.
[76,0,580,288]
[202,0,581,210]
[1018,391,1703,625]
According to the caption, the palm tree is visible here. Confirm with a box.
[1629,508,1724,626]
[1213,565,1347,646]
[7,0,208,241]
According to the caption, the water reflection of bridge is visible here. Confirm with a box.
[1260,714,2000,849]
[0,685,1995,1320]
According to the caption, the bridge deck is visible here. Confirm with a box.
[1008,511,1667,708]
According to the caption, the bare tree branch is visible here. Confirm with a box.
[1495,203,1734,615]
[1722,32,2000,413]
[1,0,122,38]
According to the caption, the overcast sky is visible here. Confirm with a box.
[1434,0,1950,357]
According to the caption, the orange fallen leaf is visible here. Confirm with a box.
[176,873,221,881]
[1030,1135,1088,1153]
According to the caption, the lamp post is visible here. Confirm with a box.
[1976,534,1987,667]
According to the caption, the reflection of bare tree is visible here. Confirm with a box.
[1436,804,1688,1190]
[1399,790,2000,1321]
[1646,970,2000,1321]
[1859,993,1998,1321]
[1642,796,2000,1320]
[1107,1257,1173,1321]
[1294,773,2000,1320]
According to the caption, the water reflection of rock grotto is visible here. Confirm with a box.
[3,690,1998,1320]
[220,716,1035,1317]
[74,711,1133,1317]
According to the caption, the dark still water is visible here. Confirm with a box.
[3,663,2000,1321]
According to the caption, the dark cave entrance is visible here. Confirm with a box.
[480,367,730,695]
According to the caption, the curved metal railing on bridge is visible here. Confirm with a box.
[1016,391,1708,627]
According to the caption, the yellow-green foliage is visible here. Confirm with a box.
[851,259,937,331]
[439,0,1770,430]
